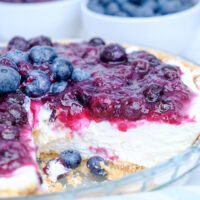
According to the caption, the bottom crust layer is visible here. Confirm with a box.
[39,152,145,193]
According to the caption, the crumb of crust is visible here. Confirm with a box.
[0,183,38,197]
[39,152,59,162]
[100,161,145,180]
[66,172,82,187]
[45,177,65,193]
[194,75,200,90]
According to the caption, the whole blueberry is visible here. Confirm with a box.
[89,37,105,46]
[158,0,182,15]
[100,44,127,64]
[143,84,163,103]
[0,66,21,94]
[24,70,50,97]
[88,0,105,14]
[60,149,82,169]
[51,58,73,81]
[8,36,29,51]
[0,56,18,71]
[106,2,120,15]
[87,156,108,176]
[121,2,137,16]
[29,46,57,64]
[6,50,28,65]
[71,68,90,82]
[51,81,68,94]
[28,36,53,48]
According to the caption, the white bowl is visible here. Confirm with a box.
[81,0,200,55]
[0,0,81,42]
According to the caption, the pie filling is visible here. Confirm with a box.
[0,36,200,195]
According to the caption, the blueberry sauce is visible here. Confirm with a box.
[0,91,36,176]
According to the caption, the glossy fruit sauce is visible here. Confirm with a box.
[0,36,195,175]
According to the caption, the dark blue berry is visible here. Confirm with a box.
[51,58,73,81]
[60,149,82,169]
[71,68,90,82]
[121,2,138,16]
[100,44,127,64]
[143,84,163,103]
[51,81,68,94]
[106,2,120,15]
[0,56,18,71]
[158,0,182,15]
[28,36,53,48]
[6,50,28,65]
[129,0,147,5]
[115,11,129,17]
[87,156,108,176]
[24,70,50,97]
[88,0,105,14]
[89,37,105,46]
[29,46,57,64]
[0,66,21,94]
[8,36,29,51]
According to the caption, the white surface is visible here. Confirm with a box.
[81,0,200,56]
[0,0,81,42]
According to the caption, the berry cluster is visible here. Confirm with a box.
[88,0,197,17]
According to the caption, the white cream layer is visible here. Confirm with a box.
[34,57,200,168]
[0,166,39,193]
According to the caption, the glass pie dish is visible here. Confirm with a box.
[5,139,200,200]
[1,46,199,200]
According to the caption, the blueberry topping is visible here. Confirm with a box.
[100,44,127,64]
[29,46,57,64]
[89,37,105,46]
[132,59,150,76]
[0,66,21,94]
[18,61,34,79]
[24,70,50,97]
[28,36,53,48]
[0,56,18,71]
[143,84,163,103]
[71,68,90,82]
[8,36,29,51]
[87,156,108,176]
[0,125,19,141]
[6,50,28,65]
[60,149,82,169]
[51,58,73,81]
[51,81,68,94]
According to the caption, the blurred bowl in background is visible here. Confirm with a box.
[81,0,200,55]
[0,0,81,42]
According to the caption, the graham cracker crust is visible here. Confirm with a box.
[39,152,145,193]
[0,183,38,198]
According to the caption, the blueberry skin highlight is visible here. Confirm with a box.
[60,149,82,169]
[29,46,57,64]
[51,58,73,81]
[24,70,50,97]
[0,66,21,94]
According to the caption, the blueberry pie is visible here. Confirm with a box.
[0,36,200,197]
